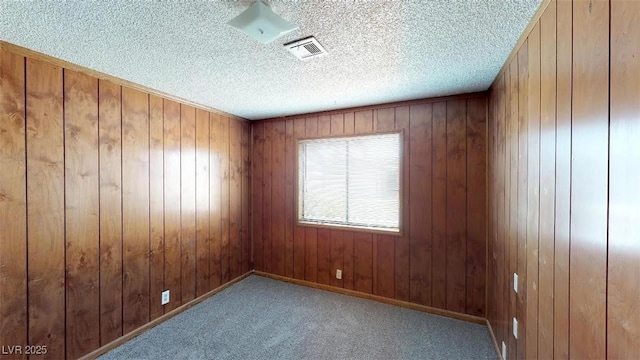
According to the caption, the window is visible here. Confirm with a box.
[297,132,401,233]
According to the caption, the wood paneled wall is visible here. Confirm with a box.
[487,0,640,358]
[0,47,251,359]
[252,95,487,317]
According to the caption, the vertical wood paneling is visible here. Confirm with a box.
[262,121,273,274]
[394,106,410,302]
[229,117,242,279]
[180,105,196,303]
[445,100,467,313]
[64,70,100,359]
[149,95,165,320]
[252,122,264,272]
[98,80,123,344]
[26,58,65,358]
[241,121,251,274]
[342,113,355,290]
[374,108,395,299]
[209,113,222,288]
[284,119,295,277]
[537,3,557,358]
[292,119,306,280]
[271,120,286,277]
[329,114,344,288]
[0,49,26,359]
[195,109,210,296]
[554,1,572,357]
[431,102,447,309]
[525,57,535,359]
[465,98,487,317]
[506,61,516,360]
[608,1,640,358]
[409,104,432,305]
[1,46,251,359]
[352,111,374,294]
[570,0,609,358]
[304,117,318,282]
[487,0,640,358]
[316,115,332,285]
[219,116,231,283]
[163,100,181,312]
[121,87,149,335]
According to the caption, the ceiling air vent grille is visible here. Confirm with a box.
[285,36,327,61]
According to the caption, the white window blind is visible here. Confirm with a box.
[298,132,400,232]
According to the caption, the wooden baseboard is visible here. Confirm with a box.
[486,319,503,360]
[79,270,254,360]
[254,271,486,325]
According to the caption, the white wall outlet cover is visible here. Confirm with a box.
[502,341,507,360]
[513,273,519,293]
[336,269,342,280]
[513,317,518,339]
[161,290,170,305]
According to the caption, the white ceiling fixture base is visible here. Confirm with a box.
[227,0,297,44]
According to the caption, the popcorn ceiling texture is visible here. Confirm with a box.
[0,0,540,120]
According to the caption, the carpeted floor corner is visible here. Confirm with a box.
[100,275,497,360]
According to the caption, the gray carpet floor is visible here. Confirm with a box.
[100,275,497,360]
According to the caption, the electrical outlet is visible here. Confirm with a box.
[513,273,519,293]
[161,290,170,305]
[502,341,507,360]
[336,269,342,280]
[513,317,518,339]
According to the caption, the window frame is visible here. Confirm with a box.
[294,130,404,236]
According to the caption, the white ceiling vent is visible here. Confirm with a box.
[285,36,327,61]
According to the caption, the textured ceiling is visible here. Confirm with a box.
[0,0,540,120]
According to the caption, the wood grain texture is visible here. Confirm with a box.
[526,25,539,360]
[241,121,251,274]
[284,119,295,278]
[304,117,318,282]
[0,49,27,360]
[316,115,332,286]
[149,95,165,320]
[537,3,556,358]
[608,1,640,358]
[253,95,486,317]
[195,109,210,296]
[26,58,66,359]
[465,97,487,317]
[262,121,273,274]
[292,118,306,280]
[209,113,222,288]
[445,100,467,314]
[554,1,571,357]
[329,114,344,288]
[64,69,100,359]
[409,104,432,306]
[219,116,231,283]
[374,108,395,299]
[1,45,251,359]
[180,105,196,303]
[506,61,517,360]
[252,122,264,272]
[570,0,609,358]
[270,119,286,277]
[121,86,150,335]
[163,99,181,312]
[394,106,410,302]
[431,102,447,309]
[342,112,355,290]
[352,111,373,294]
[98,79,123,344]
[229,117,242,279]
